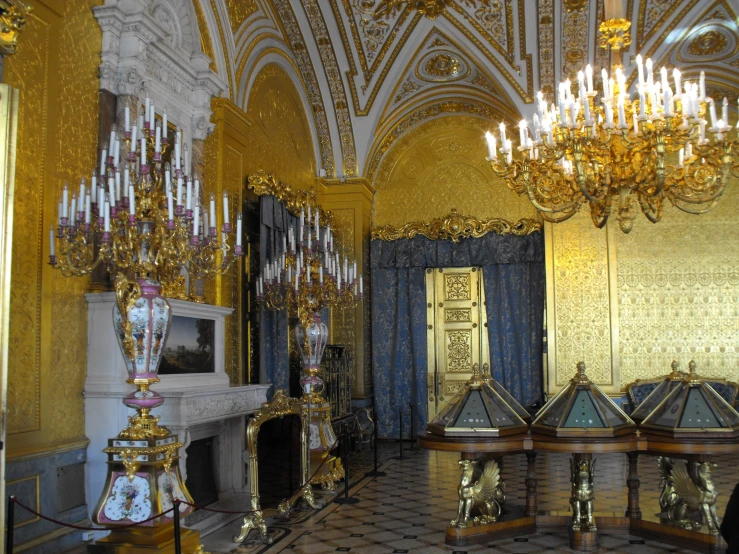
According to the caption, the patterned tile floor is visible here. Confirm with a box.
[200,443,736,554]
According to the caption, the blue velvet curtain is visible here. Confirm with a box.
[371,232,545,438]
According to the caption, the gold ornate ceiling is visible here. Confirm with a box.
[192,0,739,182]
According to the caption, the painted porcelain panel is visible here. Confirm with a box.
[103,474,152,523]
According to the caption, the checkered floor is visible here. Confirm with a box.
[200,444,736,554]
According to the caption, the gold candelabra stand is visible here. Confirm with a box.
[486,19,737,234]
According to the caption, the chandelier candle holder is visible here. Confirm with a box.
[485,18,737,233]
[48,97,242,548]
[256,204,363,489]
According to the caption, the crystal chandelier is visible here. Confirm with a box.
[485,19,737,233]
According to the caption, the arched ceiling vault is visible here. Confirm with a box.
[190,0,739,183]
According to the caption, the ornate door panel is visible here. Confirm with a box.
[426,267,489,420]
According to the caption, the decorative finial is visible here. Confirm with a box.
[577,361,587,374]
[671,360,678,371]
[689,360,696,373]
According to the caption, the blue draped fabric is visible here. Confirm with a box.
[482,263,545,407]
[371,232,544,438]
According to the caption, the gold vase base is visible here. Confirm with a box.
[118,412,171,441]
[87,524,200,553]
[310,455,344,490]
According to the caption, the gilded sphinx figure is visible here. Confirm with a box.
[658,457,720,534]
[570,457,596,532]
[450,458,506,528]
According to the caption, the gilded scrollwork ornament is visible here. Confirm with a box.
[247,170,332,225]
[371,208,541,242]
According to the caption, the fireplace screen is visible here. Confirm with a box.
[159,316,215,374]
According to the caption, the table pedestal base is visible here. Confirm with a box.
[569,528,599,552]
[631,518,728,554]
[445,506,534,546]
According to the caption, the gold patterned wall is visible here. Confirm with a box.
[546,180,739,394]
[372,115,537,227]
[206,63,318,383]
[4,0,102,456]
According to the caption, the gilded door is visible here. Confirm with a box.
[426,267,489,420]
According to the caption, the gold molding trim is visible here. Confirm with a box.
[247,170,332,223]
[209,0,234,98]
[371,208,541,242]
[192,0,217,72]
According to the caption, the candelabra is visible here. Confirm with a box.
[47,98,242,546]
[256,204,363,489]
[486,19,737,234]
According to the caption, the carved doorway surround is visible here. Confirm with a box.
[425,267,490,420]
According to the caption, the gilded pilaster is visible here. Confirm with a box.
[322,179,373,398]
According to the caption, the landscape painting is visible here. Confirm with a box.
[159,316,215,374]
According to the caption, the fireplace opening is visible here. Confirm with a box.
[257,415,301,507]
[185,436,219,506]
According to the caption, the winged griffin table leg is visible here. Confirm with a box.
[570,456,596,532]
[450,458,506,528]
[658,457,720,534]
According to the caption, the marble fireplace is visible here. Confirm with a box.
[83,292,269,533]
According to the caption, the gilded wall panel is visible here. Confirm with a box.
[225,0,258,35]
[372,116,536,227]
[616,184,739,385]
[245,64,317,191]
[5,0,102,447]
[224,144,243,384]
[550,212,613,387]
[329,208,357,384]
[4,10,49,435]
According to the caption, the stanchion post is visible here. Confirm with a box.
[365,403,386,478]
[409,403,415,449]
[393,409,404,460]
[173,499,182,554]
[6,495,15,554]
[334,426,359,504]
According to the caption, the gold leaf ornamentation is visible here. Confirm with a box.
[371,209,541,243]
[247,170,332,224]
[0,0,31,56]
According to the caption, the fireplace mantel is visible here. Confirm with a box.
[83,293,269,525]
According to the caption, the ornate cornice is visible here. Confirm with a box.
[247,170,332,224]
[371,209,542,242]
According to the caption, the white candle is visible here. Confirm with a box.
[585,64,593,93]
[165,167,171,188]
[519,120,527,145]
[360,274,363,294]
[673,68,682,96]
[145,98,150,124]
[353,261,357,281]
[661,66,669,94]
[176,176,183,206]
[236,212,242,246]
[175,132,181,170]
[115,170,121,202]
[194,179,200,209]
[646,58,654,89]
[100,147,107,177]
[98,187,104,214]
[129,185,136,217]
[108,177,115,207]
[113,140,120,168]
[123,165,129,193]
[104,199,110,232]
[70,197,76,226]
[79,179,86,207]
[184,144,189,174]
[167,188,174,220]
[49,228,55,256]
[131,125,137,149]
[699,71,706,100]
[678,148,684,167]
[192,205,200,236]
[109,130,116,155]
[485,131,496,158]
[223,192,230,224]
[499,122,506,146]
[632,104,639,134]
[140,137,146,166]
[155,124,161,153]
[722,97,728,126]
[85,193,91,224]
[150,103,155,128]
[138,114,144,132]
[636,55,644,86]
[209,193,216,227]
[162,113,167,134]
[664,88,672,116]
[710,100,717,128]
[125,106,130,132]
[203,211,209,235]
[186,179,192,210]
